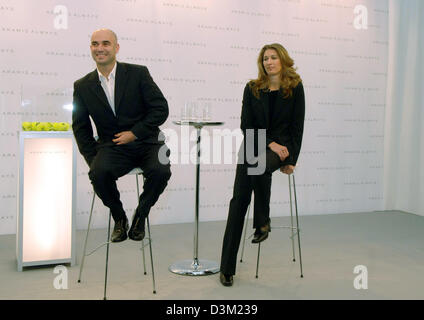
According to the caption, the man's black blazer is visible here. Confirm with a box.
[240,81,305,166]
[72,62,168,165]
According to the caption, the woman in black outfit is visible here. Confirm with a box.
[220,43,305,286]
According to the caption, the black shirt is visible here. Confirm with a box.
[268,90,279,124]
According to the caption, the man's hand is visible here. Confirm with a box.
[280,165,295,175]
[112,131,137,145]
[268,142,289,161]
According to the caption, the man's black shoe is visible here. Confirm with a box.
[220,272,233,287]
[251,222,271,244]
[128,212,146,241]
[251,231,269,244]
[111,216,128,243]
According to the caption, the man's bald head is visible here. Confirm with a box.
[90,29,120,69]
[91,28,118,44]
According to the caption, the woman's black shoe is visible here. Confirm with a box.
[251,223,271,244]
[220,272,233,287]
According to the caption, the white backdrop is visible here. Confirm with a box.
[0,0,389,234]
[384,0,424,217]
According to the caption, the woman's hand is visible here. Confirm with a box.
[280,165,295,175]
[268,142,289,161]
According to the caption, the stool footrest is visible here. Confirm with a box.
[139,237,153,249]
[289,231,299,240]
[86,242,111,257]
[273,226,298,230]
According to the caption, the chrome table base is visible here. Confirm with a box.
[169,259,220,276]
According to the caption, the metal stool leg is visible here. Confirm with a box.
[136,174,156,293]
[78,192,96,283]
[292,175,304,278]
[255,243,261,279]
[141,240,147,275]
[104,211,112,300]
[135,174,147,275]
[146,217,156,294]
[239,204,251,263]
[288,175,296,262]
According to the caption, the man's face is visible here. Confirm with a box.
[90,30,119,67]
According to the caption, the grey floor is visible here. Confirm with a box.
[0,210,423,300]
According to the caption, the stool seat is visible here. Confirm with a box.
[128,167,143,175]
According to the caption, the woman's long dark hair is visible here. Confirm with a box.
[250,43,302,99]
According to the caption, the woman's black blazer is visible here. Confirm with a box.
[240,81,305,166]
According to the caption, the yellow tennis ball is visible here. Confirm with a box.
[58,122,69,131]
[45,122,53,131]
[52,122,61,131]
[22,122,32,131]
[36,122,48,131]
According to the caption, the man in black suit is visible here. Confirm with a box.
[72,29,171,242]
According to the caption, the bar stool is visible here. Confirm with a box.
[239,172,303,279]
[77,168,156,299]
